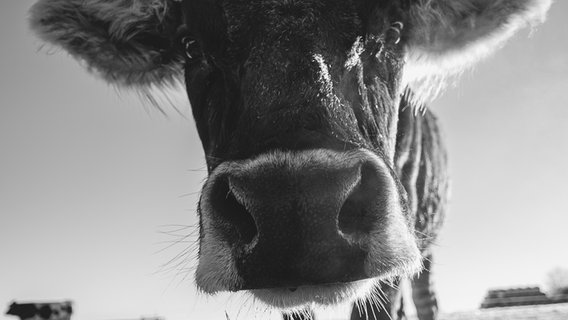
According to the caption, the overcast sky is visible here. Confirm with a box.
[1,1,567,320]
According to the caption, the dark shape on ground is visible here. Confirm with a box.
[481,287,568,309]
[5,301,73,320]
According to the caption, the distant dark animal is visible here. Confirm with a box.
[29,0,551,319]
[6,301,73,320]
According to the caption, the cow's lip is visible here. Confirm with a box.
[249,279,376,310]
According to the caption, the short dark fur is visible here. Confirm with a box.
[184,0,403,168]
[184,0,446,318]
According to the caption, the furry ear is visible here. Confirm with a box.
[29,0,185,87]
[403,0,552,86]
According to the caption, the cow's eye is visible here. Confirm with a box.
[182,35,201,60]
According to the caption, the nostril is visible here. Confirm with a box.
[209,179,258,245]
[337,162,380,237]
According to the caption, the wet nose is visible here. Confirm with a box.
[198,149,402,289]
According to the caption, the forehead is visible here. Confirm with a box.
[184,0,363,52]
[222,0,360,26]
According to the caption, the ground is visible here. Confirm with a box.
[430,303,568,320]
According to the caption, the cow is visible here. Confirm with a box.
[28,0,551,319]
[6,301,73,320]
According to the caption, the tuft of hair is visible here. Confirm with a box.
[132,79,191,118]
[29,0,185,90]
[403,0,552,102]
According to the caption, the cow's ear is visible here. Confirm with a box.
[403,0,552,84]
[29,0,185,88]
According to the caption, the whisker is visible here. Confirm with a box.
[153,234,196,255]
[178,190,203,198]
[355,298,363,318]
[186,166,208,172]
[236,293,253,320]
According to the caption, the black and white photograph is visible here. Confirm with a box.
[1,1,567,319]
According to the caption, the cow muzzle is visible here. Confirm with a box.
[195,149,421,304]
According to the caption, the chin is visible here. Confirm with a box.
[249,279,377,311]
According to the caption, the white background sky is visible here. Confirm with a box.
[1,1,567,320]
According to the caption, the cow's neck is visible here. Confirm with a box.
[395,95,448,253]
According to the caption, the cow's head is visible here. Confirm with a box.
[30,0,550,311]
